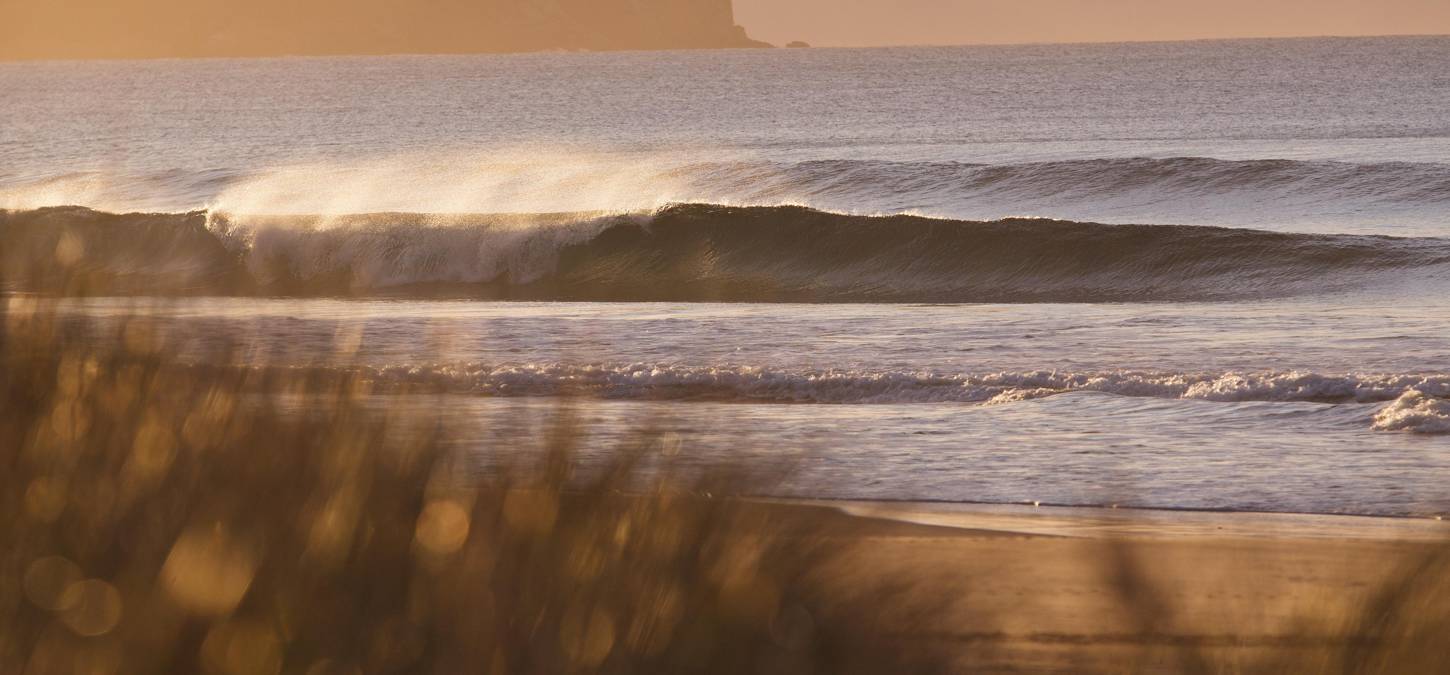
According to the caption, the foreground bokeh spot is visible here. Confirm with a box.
[160,526,257,616]
[561,605,616,667]
[201,619,283,675]
[23,557,83,612]
[58,579,123,637]
[415,500,471,556]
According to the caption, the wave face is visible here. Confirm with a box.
[711,157,1450,234]
[4,204,1449,302]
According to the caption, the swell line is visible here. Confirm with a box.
[3,203,1449,302]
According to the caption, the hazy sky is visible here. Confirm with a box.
[735,0,1450,47]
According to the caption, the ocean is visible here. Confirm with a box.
[3,36,1448,516]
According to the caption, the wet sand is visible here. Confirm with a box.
[796,501,1450,673]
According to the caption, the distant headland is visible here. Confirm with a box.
[0,0,772,61]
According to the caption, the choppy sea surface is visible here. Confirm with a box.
[3,37,1449,515]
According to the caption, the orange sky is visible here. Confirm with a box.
[735,0,1450,47]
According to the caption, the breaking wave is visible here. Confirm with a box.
[4,203,1449,302]
[256,362,1450,433]
[5,156,1450,235]
[1373,390,1450,435]
[345,364,1447,404]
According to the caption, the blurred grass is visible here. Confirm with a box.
[6,294,1450,674]
[0,298,951,674]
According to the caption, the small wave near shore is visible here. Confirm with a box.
[246,362,1450,433]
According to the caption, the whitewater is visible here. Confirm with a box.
[3,36,1449,515]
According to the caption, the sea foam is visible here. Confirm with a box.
[1373,390,1450,434]
[329,362,1450,431]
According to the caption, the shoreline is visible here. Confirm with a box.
[816,498,1450,540]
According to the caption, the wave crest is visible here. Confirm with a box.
[7,156,1450,234]
[1372,390,1450,434]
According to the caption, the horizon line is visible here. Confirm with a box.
[2,32,1447,65]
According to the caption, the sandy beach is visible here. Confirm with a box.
[790,501,1450,673]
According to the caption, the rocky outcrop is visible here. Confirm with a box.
[0,0,771,60]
